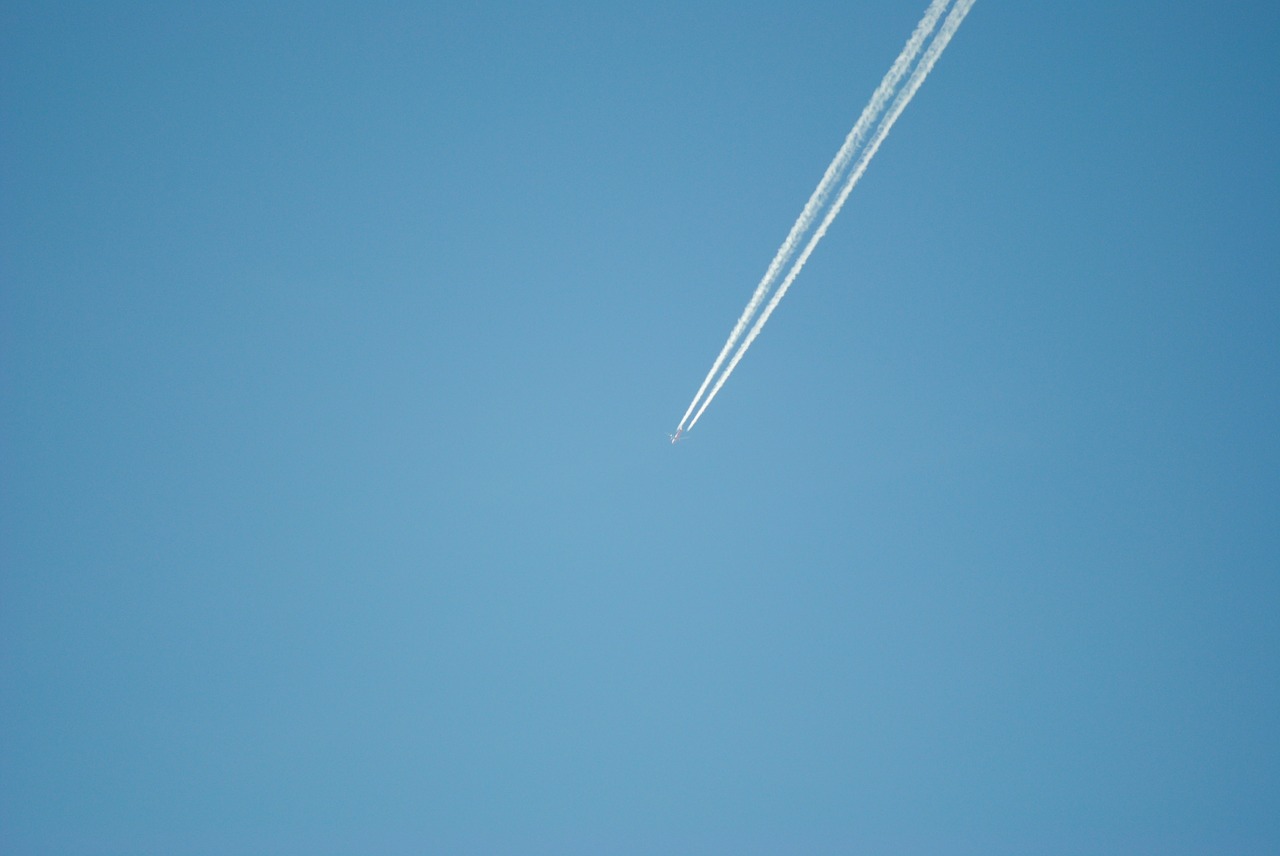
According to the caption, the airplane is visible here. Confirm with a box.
[668,428,685,445]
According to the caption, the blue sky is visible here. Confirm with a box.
[3,2,1278,853]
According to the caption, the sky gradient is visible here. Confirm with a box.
[3,2,1278,854]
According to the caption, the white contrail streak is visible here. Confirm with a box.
[687,0,975,431]
[674,0,952,435]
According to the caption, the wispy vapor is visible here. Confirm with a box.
[683,0,977,433]
[674,0,952,435]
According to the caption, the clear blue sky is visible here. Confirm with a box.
[3,2,1278,853]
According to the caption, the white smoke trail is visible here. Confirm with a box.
[687,0,976,431]
[674,0,952,435]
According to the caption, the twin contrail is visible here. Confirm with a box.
[673,0,951,435]
[673,0,975,439]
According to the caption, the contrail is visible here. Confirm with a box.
[673,0,952,436]
[687,0,976,432]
